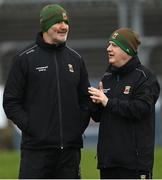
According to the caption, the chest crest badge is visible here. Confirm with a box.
[123,86,131,94]
[68,64,74,73]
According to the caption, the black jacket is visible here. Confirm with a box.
[91,56,160,171]
[3,33,90,150]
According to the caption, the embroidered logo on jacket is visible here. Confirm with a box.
[36,66,48,72]
[68,64,74,72]
[123,86,131,94]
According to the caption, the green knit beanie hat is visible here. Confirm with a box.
[109,28,141,56]
[40,4,69,32]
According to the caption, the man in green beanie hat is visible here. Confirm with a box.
[89,28,160,179]
[3,4,90,179]
[40,4,69,43]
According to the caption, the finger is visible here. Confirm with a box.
[89,87,100,93]
[98,81,103,91]
[88,89,100,96]
[88,90,95,95]
[90,92,100,97]
[88,87,98,91]
[90,95,101,104]
[90,95,101,100]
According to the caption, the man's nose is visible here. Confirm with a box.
[107,44,112,52]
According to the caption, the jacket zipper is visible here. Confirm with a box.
[116,75,120,82]
[114,75,120,94]
[110,75,120,100]
[54,53,64,149]
[115,74,139,166]
[133,125,139,168]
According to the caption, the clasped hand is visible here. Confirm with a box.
[88,82,108,107]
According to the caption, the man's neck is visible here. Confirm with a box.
[42,33,57,45]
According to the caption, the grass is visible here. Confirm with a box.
[0,148,162,179]
[81,149,99,179]
[153,147,162,179]
[0,150,19,179]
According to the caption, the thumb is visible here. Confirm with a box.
[98,81,103,91]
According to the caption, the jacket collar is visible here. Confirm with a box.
[108,56,141,76]
[36,32,66,51]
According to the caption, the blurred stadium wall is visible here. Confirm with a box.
[0,0,162,149]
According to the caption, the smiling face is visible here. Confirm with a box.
[43,21,69,44]
[107,41,132,67]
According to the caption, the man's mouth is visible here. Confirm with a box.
[108,54,114,58]
[58,31,67,34]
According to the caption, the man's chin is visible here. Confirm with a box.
[109,59,115,64]
[57,38,67,44]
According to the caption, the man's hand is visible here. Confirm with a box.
[88,81,108,107]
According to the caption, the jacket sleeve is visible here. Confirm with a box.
[78,59,91,131]
[3,55,29,132]
[105,73,160,120]
[90,102,103,122]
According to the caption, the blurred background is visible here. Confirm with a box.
[0,0,162,155]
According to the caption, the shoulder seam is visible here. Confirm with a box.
[136,68,147,78]
[19,44,38,56]
[66,45,81,58]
